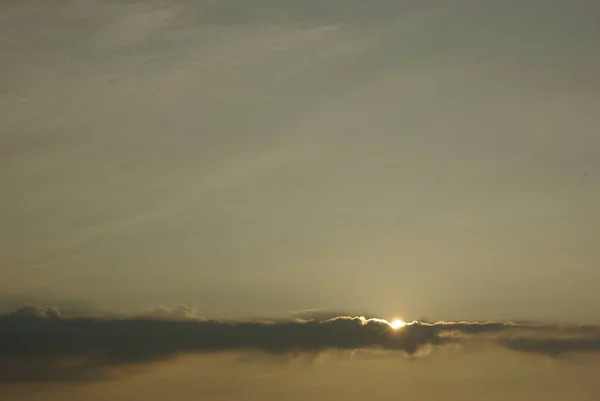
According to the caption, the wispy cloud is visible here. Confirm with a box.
[1,306,600,383]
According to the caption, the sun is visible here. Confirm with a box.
[390,319,406,329]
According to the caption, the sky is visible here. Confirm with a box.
[1,0,599,399]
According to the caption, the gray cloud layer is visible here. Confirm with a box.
[1,307,600,383]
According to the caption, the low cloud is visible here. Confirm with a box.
[1,307,600,383]
[7,305,61,319]
[131,303,204,321]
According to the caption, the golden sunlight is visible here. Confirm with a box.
[390,319,406,329]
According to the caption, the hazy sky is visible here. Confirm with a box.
[2,1,600,400]
[1,0,599,322]
[2,347,599,401]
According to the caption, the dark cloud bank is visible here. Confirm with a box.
[1,306,600,383]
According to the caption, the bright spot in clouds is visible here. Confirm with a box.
[390,319,406,329]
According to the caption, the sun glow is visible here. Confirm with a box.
[390,319,406,329]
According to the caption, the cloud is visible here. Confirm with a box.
[131,303,204,321]
[1,307,600,383]
[8,305,61,319]
[500,336,600,356]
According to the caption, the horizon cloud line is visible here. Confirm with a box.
[1,306,600,383]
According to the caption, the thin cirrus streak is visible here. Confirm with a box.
[1,306,600,383]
